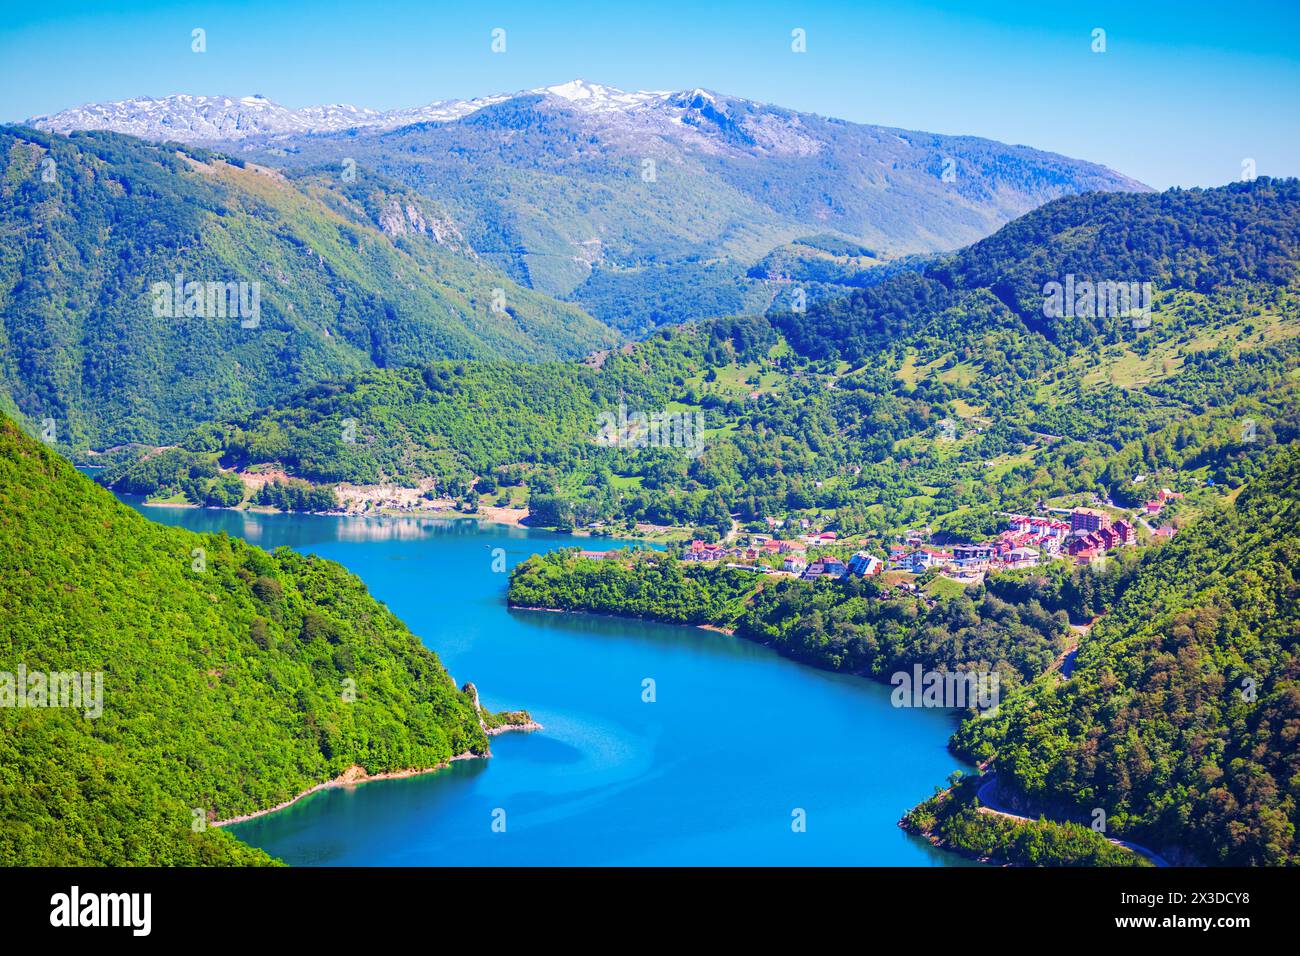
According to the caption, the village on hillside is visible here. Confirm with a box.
[656,492,1185,586]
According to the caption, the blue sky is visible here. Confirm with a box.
[1,0,1296,188]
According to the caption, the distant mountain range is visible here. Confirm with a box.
[2,83,1164,448]
[29,81,679,143]
[30,80,1152,332]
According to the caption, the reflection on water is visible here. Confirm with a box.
[124,499,505,546]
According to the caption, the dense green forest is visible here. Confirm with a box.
[508,549,1071,693]
[0,412,525,864]
[952,447,1300,866]
[0,126,616,449]
[100,181,1300,548]
[776,178,1300,358]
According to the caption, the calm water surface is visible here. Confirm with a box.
[125,502,973,866]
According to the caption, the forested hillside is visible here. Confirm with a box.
[102,180,1300,543]
[508,549,1070,692]
[0,126,617,450]
[777,178,1300,359]
[952,447,1300,866]
[0,412,505,864]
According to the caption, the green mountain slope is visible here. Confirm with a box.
[234,86,1148,330]
[774,178,1300,359]
[104,181,1300,544]
[954,447,1300,865]
[0,412,495,864]
[0,126,618,450]
[507,548,1069,690]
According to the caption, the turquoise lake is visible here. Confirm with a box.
[125,503,973,866]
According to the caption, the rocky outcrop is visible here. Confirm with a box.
[462,681,543,736]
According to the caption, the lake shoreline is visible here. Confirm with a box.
[510,604,738,638]
[211,755,484,828]
[214,720,541,829]
[899,773,1171,868]
[128,501,967,865]
[486,720,544,735]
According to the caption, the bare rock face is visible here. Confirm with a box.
[377,197,467,249]
[378,198,419,237]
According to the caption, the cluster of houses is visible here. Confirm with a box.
[786,551,885,579]
[685,525,848,564]
[1064,508,1135,561]
[677,499,1167,585]
[682,534,885,581]
[783,551,886,579]
[888,514,1065,576]
[683,536,807,565]
[886,507,1141,577]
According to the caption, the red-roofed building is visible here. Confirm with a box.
[1146,488,1184,515]
[1071,507,1112,534]
[1069,529,1115,556]
[684,541,726,562]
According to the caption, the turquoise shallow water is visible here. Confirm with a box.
[125,503,973,866]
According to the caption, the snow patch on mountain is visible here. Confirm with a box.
[27,80,768,144]
[536,79,671,112]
